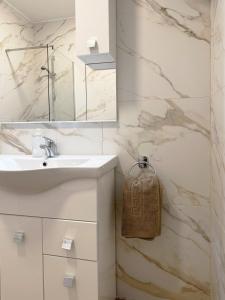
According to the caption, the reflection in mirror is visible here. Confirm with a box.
[75,62,116,121]
[0,0,117,122]
[86,63,116,121]
[48,48,76,121]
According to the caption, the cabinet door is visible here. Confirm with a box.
[75,0,116,63]
[0,215,43,300]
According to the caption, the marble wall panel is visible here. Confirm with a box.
[0,0,211,299]
[211,0,225,299]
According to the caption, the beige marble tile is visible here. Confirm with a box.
[103,99,210,206]
[0,5,116,122]
[0,124,103,155]
[85,65,117,121]
[116,172,210,300]
[0,1,212,300]
[103,97,211,298]
[117,0,210,102]
[0,3,76,122]
[210,0,225,298]
[211,210,225,300]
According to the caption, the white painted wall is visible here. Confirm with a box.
[4,0,74,22]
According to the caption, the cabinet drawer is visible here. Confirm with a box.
[43,219,97,261]
[44,255,98,300]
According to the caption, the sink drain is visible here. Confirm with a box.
[43,161,48,167]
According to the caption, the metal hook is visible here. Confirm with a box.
[128,156,156,176]
[138,156,149,168]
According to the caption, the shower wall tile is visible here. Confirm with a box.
[33,18,75,61]
[0,5,116,122]
[0,2,36,122]
[0,2,33,47]
[32,19,76,121]
[0,3,76,122]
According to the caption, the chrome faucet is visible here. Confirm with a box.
[40,137,57,158]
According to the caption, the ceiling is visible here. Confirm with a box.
[5,0,75,22]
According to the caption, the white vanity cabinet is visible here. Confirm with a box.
[75,0,116,63]
[0,169,116,300]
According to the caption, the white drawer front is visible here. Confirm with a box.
[44,255,98,300]
[43,219,97,261]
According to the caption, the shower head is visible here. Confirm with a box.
[41,66,55,77]
[41,66,50,73]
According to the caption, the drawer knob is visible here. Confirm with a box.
[63,274,75,288]
[62,238,74,251]
[87,37,97,49]
[14,232,25,243]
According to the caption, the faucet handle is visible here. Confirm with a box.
[42,136,54,146]
[41,136,57,157]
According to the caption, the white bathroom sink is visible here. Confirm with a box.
[0,155,88,170]
[0,155,117,192]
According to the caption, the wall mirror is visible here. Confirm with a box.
[0,0,117,122]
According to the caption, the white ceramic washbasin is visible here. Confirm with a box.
[0,155,117,192]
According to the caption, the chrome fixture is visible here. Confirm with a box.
[40,137,57,158]
[128,156,156,176]
[5,45,54,53]
[41,66,56,77]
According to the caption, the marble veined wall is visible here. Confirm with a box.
[32,18,76,121]
[0,1,211,299]
[0,0,76,121]
[0,1,37,121]
[0,1,116,122]
[211,0,225,299]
